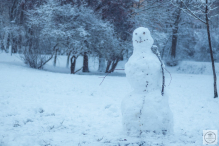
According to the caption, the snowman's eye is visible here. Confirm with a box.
[143,32,145,35]
[135,33,137,35]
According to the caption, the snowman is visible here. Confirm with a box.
[121,27,173,136]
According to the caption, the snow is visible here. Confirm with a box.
[176,61,219,75]
[0,52,219,146]
[122,27,173,136]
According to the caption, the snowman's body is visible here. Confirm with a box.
[121,27,173,136]
[125,52,161,93]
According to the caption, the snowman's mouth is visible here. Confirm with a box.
[135,40,146,43]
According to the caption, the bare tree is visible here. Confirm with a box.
[171,0,218,98]
[21,43,58,69]
[170,2,182,59]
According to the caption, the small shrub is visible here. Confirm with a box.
[21,49,53,69]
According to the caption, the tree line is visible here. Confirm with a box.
[0,0,219,71]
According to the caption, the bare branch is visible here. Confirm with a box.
[74,67,83,74]
[37,53,54,69]
[171,0,207,24]
[99,73,110,86]
[37,43,59,69]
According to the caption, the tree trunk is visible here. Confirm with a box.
[0,34,5,52]
[87,0,90,6]
[10,34,13,56]
[66,51,71,68]
[0,41,5,52]
[20,2,24,25]
[105,60,112,73]
[12,37,17,54]
[170,2,182,58]
[109,58,119,73]
[82,52,89,72]
[171,29,178,58]
[18,35,22,53]
[6,33,10,51]
[53,49,58,67]
[98,55,106,72]
[70,56,77,74]
[206,0,218,98]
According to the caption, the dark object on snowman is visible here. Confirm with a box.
[151,45,165,96]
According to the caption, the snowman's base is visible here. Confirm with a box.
[121,90,173,136]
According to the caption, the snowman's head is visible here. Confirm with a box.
[132,27,154,52]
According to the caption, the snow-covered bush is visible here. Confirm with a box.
[21,50,53,69]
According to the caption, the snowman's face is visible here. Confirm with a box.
[132,27,154,50]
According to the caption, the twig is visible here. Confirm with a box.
[164,68,172,86]
[38,53,54,69]
[74,67,83,74]
[99,72,110,86]
[37,43,59,69]
[170,0,207,24]
[99,69,125,85]
[151,45,165,96]
[114,69,125,70]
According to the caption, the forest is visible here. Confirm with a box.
[0,0,219,73]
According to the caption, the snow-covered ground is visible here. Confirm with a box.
[0,53,219,146]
